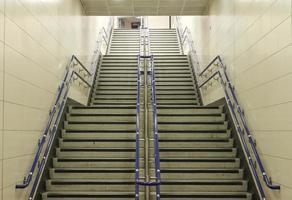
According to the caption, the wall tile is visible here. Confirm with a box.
[4,73,54,109]
[255,131,292,159]
[234,45,292,91]
[3,131,40,159]
[239,73,292,110]
[5,46,60,93]
[3,155,33,187]
[4,102,48,131]
[3,184,28,200]
[5,18,61,77]
[0,72,3,101]
[0,101,3,130]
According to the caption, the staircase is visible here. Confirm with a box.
[40,28,257,200]
[150,55,252,199]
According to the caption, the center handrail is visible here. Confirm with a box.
[149,54,161,199]
[198,56,281,200]
[135,55,161,200]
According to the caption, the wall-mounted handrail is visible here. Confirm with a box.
[15,55,91,190]
[198,56,281,199]
[16,17,114,200]
[175,16,200,77]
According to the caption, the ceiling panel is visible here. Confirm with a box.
[81,0,209,15]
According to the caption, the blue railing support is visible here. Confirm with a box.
[198,56,281,200]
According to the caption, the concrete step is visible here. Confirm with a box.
[156,86,195,90]
[62,131,140,140]
[158,147,237,158]
[157,115,225,123]
[149,180,248,192]
[156,78,193,82]
[69,107,136,115]
[92,94,137,99]
[52,157,240,169]
[49,168,144,179]
[56,147,141,158]
[64,122,136,132]
[66,115,136,123]
[155,138,234,148]
[53,157,141,168]
[158,158,240,169]
[59,138,142,148]
[92,99,137,104]
[155,91,197,95]
[157,107,223,115]
[59,138,144,148]
[155,131,231,139]
[96,86,137,90]
[97,82,137,86]
[157,122,228,132]
[94,91,138,95]
[158,169,243,180]
[42,191,144,200]
[56,147,235,159]
[156,192,252,200]
[46,179,138,192]
[157,100,200,105]
[155,94,198,99]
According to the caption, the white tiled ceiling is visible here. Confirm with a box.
[81,0,209,16]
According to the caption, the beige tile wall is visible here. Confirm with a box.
[0,0,110,199]
[181,0,292,199]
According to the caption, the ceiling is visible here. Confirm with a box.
[80,0,209,16]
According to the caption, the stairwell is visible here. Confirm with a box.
[39,28,259,200]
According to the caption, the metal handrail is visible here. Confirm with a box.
[16,17,114,200]
[15,55,91,190]
[149,55,161,199]
[175,16,200,77]
[198,56,281,199]
[135,55,161,199]
[135,27,161,200]
[71,55,92,76]
[135,54,142,200]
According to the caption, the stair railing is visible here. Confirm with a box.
[175,16,201,77]
[149,54,161,200]
[198,56,281,200]
[135,54,142,200]
[16,55,92,199]
[135,27,161,200]
[16,17,114,200]
[135,54,161,200]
